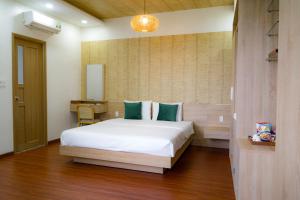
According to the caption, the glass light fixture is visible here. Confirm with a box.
[130,0,159,32]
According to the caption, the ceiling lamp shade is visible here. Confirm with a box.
[130,14,159,32]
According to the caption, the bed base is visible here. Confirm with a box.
[60,135,193,174]
[73,157,165,173]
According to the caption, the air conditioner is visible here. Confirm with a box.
[23,11,61,34]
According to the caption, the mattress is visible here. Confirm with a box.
[61,118,194,157]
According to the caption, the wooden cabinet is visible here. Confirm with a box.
[235,139,275,200]
[230,0,279,199]
[232,1,300,200]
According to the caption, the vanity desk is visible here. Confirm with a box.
[70,100,108,114]
[71,63,107,124]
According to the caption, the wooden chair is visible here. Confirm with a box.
[77,106,101,127]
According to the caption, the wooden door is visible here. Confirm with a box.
[13,34,47,153]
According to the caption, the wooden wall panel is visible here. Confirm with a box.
[139,37,150,100]
[172,35,185,102]
[149,37,161,101]
[81,42,90,98]
[160,36,173,102]
[117,39,128,100]
[183,34,197,103]
[273,0,300,199]
[127,38,140,100]
[209,32,225,104]
[196,33,210,103]
[107,40,118,101]
[81,32,232,105]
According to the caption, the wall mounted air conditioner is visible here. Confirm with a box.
[23,11,61,34]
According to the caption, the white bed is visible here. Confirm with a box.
[61,118,194,157]
[60,118,194,173]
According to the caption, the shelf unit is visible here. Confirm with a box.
[231,0,280,199]
[267,20,279,37]
[266,0,279,62]
[267,0,279,13]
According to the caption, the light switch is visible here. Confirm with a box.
[233,113,237,120]
[115,111,119,117]
[0,80,6,89]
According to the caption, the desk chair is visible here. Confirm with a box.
[77,105,101,126]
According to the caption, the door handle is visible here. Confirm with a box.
[14,96,20,101]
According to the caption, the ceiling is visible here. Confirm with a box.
[63,0,234,20]
[16,0,103,27]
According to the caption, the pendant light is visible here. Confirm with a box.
[130,0,159,32]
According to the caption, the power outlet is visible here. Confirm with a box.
[233,113,237,120]
[219,115,224,123]
[115,111,119,118]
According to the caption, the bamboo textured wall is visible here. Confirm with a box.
[81,32,232,104]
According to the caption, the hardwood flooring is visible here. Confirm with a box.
[0,143,235,200]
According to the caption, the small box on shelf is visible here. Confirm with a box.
[249,122,276,146]
[266,48,278,62]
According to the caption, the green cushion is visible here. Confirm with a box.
[157,103,178,122]
[124,102,142,120]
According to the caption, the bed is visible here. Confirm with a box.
[60,118,194,174]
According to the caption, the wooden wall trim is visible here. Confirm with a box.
[48,138,60,145]
[0,152,14,159]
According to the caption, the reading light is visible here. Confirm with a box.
[81,20,88,24]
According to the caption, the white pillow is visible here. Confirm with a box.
[124,100,152,120]
[152,102,183,121]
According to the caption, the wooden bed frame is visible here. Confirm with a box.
[60,135,193,174]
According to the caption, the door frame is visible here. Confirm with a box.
[12,33,48,152]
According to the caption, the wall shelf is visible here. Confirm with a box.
[267,0,279,13]
[266,58,277,62]
[266,0,279,62]
[267,20,279,37]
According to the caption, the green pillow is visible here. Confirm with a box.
[157,103,178,122]
[124,102,142,120]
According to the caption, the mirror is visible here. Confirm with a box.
[86,64,104,101]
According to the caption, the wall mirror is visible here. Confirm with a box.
[86,64,104,101]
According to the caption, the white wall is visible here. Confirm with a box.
[0,0,81,154]
[81,6,234,41]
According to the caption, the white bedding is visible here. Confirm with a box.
[61,118,194,157]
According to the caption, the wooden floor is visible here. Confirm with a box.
[0,143,235,200]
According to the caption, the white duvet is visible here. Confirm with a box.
[61,118,194,157]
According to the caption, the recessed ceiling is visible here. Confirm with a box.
[63,0,234,20]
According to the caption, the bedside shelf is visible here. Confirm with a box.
[238,138,275,152]
[203,127,230,140]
